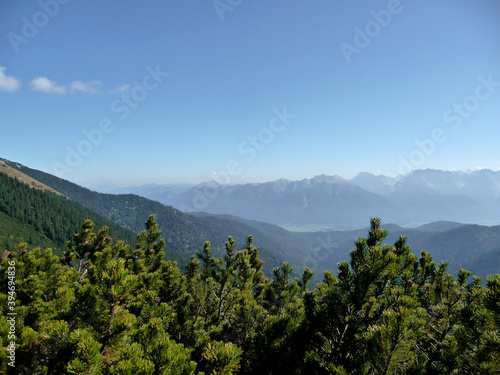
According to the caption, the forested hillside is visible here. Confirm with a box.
[1,159,301,273]
[0,162,61,196]
[1,218,499,374]
[302,222,500,283]
[0,171,138,253]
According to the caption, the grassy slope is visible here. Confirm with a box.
[0,161,61,195]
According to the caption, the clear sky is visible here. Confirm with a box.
[1,0,499,187]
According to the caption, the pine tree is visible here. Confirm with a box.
[2,216,499,374]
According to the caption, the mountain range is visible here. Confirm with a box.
[0,157,306,274]
[1,157,500,285]
[97,169,500,229]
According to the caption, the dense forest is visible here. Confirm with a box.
[1,217,499,374]
[0,171,137,251]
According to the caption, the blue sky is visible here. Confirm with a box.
[1,0,499,187]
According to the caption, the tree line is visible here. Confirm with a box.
[1,216,499,374]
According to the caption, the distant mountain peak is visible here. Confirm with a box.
[310,174,347,184]
[349,171,398,195]
[352,171,377,178]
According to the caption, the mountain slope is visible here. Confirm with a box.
[93,183,193,203]
[0,170,141,256]
[349,172,397,195]
[0,160,62,196]
[169,169,500,228]
[306,222,500,282]
[2,158,301,272]
[0,210,57,251]
[84,169,500,229]
[172,175,395,229]
[396,168,500,199]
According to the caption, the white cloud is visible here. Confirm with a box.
[109,84,131,94]
[30,77,104,95]
[0,67,21,92]
[70,80,103,94]
[30,77,67,94]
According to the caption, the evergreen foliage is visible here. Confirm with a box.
[1,217,499,374]
[0,171,187,266]
[0,171,137,252]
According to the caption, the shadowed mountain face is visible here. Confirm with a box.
[82,168,500,229]
[157,169,500,228]
[168,175,395,229]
